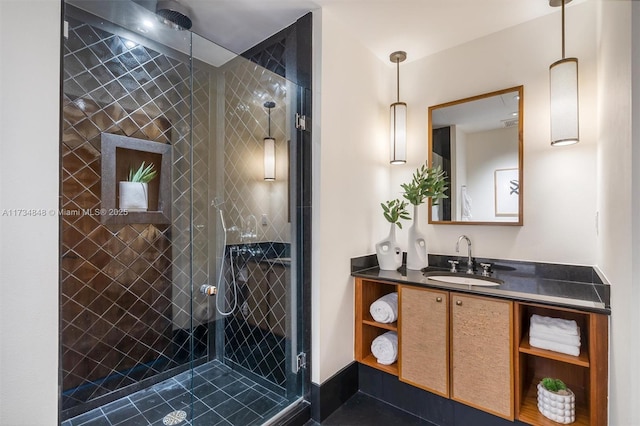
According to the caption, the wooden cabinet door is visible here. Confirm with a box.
[268,264,289,337]
[399,286,449,397]
[450,293,514,420]
[246,261,270,331]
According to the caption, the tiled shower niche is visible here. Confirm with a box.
[60,14,210,417]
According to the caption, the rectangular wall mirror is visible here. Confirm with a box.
[428,86,523,226]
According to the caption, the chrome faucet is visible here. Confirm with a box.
[455,235,474,274]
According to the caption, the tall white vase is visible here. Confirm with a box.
[375,224,402,271]
[406,204,428,270]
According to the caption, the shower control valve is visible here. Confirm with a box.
[200,284,217,296]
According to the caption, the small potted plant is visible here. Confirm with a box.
[400,162,448,270]
[119,162,157,212]
[537,377,575,424]
[376,199,410,271]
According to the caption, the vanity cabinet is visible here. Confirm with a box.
[398,286,449,397]
[246,261,270,331]
[354,277,608,424]
[450,293,513,420]
[514,302,608,426]
[245,260,289,336]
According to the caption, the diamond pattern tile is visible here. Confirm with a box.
[219,56,291,388]
[60,15,209,416]
[61,6,295,420]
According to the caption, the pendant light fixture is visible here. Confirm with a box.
[549,0,579,146]
[390,51,407,164]
[263,101,276,181]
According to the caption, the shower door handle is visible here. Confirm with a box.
[200,284,217,296]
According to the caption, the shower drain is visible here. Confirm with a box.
[163,410,187,425]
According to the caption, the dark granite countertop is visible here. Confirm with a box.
[351,254,611,315]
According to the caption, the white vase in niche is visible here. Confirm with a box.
[375,224,402,271]
[406,204,428,270]
[119,182,149,212]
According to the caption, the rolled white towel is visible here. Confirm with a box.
[530,314,578,336]
[530,328,581,347]
[529,336,580,357]
[371,331,398,365]
[369,292,398,324]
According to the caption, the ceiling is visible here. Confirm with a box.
[179,0,585,63]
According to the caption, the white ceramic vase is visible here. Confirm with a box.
[119,182,149,211]
[406,204,428,270]
[375,224,402,271]
[537,383,576,424]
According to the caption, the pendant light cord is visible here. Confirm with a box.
[396,59,400,103]
[561,0,566,59]
[268,107,272,138]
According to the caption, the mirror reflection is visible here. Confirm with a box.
[428,86,523,225]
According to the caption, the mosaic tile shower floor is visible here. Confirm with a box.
[62,360,288,426]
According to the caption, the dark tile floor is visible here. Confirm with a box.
[305,392,434,426]
[62,360,289,426]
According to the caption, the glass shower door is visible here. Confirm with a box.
[191,33,306,425]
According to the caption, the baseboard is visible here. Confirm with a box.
[311,362,359,422]
[359,364,528,426]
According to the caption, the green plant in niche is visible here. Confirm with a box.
[381,199,410,229]
[128,162,157,183]
[541,377,569,394]
[401,162,448,206]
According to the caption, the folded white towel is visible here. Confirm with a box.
[530,328,581,346]
[370,292,398,324]
[530,314,579,336]
[529,336,580,357]
[371,331,398,365]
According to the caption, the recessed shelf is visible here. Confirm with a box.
[519,332,589,367]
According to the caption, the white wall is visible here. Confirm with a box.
[0,1,61,425]
[392,1,598,265]
[314,0,607,388]
[596,0,638,424]
[312,7,391,384]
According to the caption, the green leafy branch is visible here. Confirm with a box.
[400,162,449,206]
[128,162,157,183]
[381,199,410,229]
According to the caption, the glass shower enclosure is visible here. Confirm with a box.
[59,1,306,424]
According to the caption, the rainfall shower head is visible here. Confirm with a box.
[156,0,192,30]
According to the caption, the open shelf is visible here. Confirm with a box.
[515,302,608,425]
[355,278,399,377]
[362,319,397,331]
[518,377,590,426]
[519,332,589,367]
[361,353,398,376]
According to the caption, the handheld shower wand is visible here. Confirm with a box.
[210,198,237,316]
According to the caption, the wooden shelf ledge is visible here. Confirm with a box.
[519,332,589,367]
[360,354,398,376]
[362,319,397,331]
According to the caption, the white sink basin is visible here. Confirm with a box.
[426,274,502,287]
